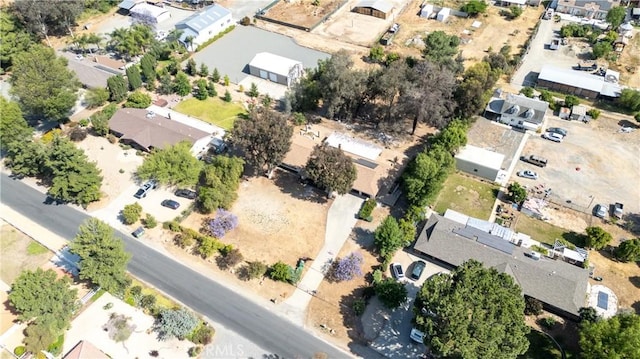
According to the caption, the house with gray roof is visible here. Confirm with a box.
[485,92,548,131]
[414,213,590,320]
[175,4,233,51]
[555,0,620,20]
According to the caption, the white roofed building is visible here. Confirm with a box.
[537,65,622,99]
[130,3,170,24]
[175,4,233,51]
[248,52,304,87]
[455,145,505,183]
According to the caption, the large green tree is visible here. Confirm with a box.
[70,218,132,294]
[375,278,408,309]
[197,155,244,213]
[585,226,612,250]
[126,65,143,90]
[374,216,410,260]
[124,90,151,109]
[10,45,79,121]
[579,313,640,359]
[107,75,128,102]
[173,71,191,96]
[137,141,203,187]
[0,11,35,71]
[615,238,640,262]
[0,97,32,152]
[606,6,627,30]
[402,146,454,207]
[316,50,368,120]
[618,89,640,112]
[455,61,499,118]
[423,31,460,66]
[414,260,530,358]
[229,107,293,176]
[9,268,78,331]
[304,144,357,195]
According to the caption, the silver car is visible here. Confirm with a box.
[542,132,564,143]
[517,170,538,180]
[594,204,607,218]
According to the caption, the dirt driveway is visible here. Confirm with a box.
[512,114,640,215]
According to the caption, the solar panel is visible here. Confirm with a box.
[354,158,379,169]
[597,291,608,310]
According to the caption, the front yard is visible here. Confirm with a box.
[173,97,246,130]
[433,173,498,220]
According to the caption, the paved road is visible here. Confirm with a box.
[0,173,352,359]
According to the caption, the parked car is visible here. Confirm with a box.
[612,202,624,219]
[132,226,145,238]
[175,189,197,200]
[161,199,180,210]
[391,263,404,280]
[517,170,538,180]
[411,260,426,280]
[133,180,157,199]
[521,154,548,167]
[410,328,425,344]
[594,204,607,218]
[547,127,568,137]
[542,132,564,142]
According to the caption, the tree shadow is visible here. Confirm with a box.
[631,301,640,315]
[271,170,328,204]
[339,286,372,348]
[562,231,586,247]
[630,276,640,289]
[2,296,21,324]
[351,227,375,250]
[617,119,639,129]
[621,212,640,235]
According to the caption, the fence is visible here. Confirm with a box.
[255,0,349,32]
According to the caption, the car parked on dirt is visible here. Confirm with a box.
[132,226,145,238]
[517,170,538,180]
[161,199,180,210]
[520,155,548,167]
[542,132,564,143]
[411,261,426,280]
[134,180,157,199]
[391,263,404,280]
[594,204,607,218]
[175,189,197,200]
[547,127,567,137]
[612,202,624,219]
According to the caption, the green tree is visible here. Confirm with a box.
[431,119,468,154]
[9,268,78,330]
[0,97,32,152]
[90,103,117,136]
[5,141,46,177]
[606,6,627,30]
[585,226,613,250]
[0,11,35,71]
[455,61,499,117]
[71,218,132,293]
[10,45,79,121]
[508,182,527,203]
[461,0,488,16]
[241,261,268,280]
[122,202,143,225]
[579,313,640,358]
[369,44,385,62]
[269,261,293,282]
[374,216,408,260]
[414,260,530,358]
[207,80,218,97]
[618,89,640,111]
[402,146,454,207]
[615,238,640,262]
[248,82,259,98]
[223,89,232,102]
[154,308,199,341]
[140,53,156,83]
[198,63,209,77]
[579,307,600,324]
[223,74,230,86]
[173,71,191,96]
[210,67,220,82]
[124,90,152,108]
[194,79,208,100]
[85,87,110,109]
[159,73,174,95]
[24,318,57,354]
[592,41,613,59]
[185,58,197,76]
[374,278,408,309]
[137,141,203,187]
[509,5,523,19]
[423,31,460,65]
[107,75,128,102]
[305,144,357,195]
[564,95,580,107]
[144,214,157,229]
[126,65,143,90]
[197,156,244,213]
[520,87,534,98]
[229,107,293,176]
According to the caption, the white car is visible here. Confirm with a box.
[410,328,425,344]
[517,170,538,180]
[391,263,404,280]
[542,132,563,143]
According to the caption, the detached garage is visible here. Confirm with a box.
[455,145,505,182]
[248,52,304,87]
[352,0,393,19]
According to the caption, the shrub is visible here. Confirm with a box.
[174,233,195,248]
[124,90,152,109]
[103,302,113,310]
[635,112,640,122]
[508,5,523,19]
[240,16,251,26]
[369,45,385,62]
[69,127,88,142]
[508,182,527,203]
[615,238,640,262]
[269,261,292,283]
[358,198,376,220]
[530,245,548,256]
[241,261,267,280]
[585,226,612,250]
[196,237,220,258]
[519,87,534,98]
[14,346,26,356]
[188,346,202,357]
[223,75,230,87]
[353,298,366,316]
[163,220,182,232]
[372,269,384,284]
[154,308,199,341]
[140,294,157,310]
[328,252,363,282]
[190,324,214,345]
[79,118,89,127]
[122,203,143,225]
[47,335,64,355]
[216,248,243,269]
[292,112,306,125]
[223,90,232,102]
[564,95,579,108]
[204,209,239,238]
[541,316,557,329]
[586,109,601,119]
[525,296,543,316]
[144,214,157,229]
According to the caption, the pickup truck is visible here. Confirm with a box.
[550,39,560,50]
[573,62,597,71]
[380,23,400,46]
[612,202,624,219]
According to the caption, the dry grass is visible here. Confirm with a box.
[264,0,346,28]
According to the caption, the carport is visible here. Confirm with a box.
[352,0,393,19]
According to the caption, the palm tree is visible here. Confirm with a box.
[184,36,195,52]
[86,33,103,53]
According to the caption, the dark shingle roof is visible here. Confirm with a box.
[414,214,589,316]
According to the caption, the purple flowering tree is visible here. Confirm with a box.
[328,252,363,282]
[206,209,239,238]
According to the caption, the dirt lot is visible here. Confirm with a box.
[264,0,347,29]
[391,0,543,67]
[306,205,389,348]
[512,113,640,215]
[588,251,640,312]
[613,30,640,88]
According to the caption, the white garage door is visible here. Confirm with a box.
[269,72,278,82]
[259,70,268,79]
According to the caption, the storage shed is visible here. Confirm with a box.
[455,145,505,182]
[353,0,393,19]
[420,4,434,17]
[248,52,304,87]
[129,3,171,24]
[437,7,450,22]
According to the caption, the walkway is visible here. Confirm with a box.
[280,194,364,324]
[489,131,530,222]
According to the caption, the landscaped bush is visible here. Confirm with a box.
[163,220,182,232]
[525,296,543,316]
[540,316,557,329]
[216,248,243,269]
[530,245,548,256]
[188,346,202,357]
[586,109,601,119]
[189,324,215,345]
[353,298,366,316]
[358,198,376,221]
[328,252,363,282]
[140,294,157,310]
[14,346,26,356]
[204,209,239,238]
[174,233,195,249]
[154,308,199,341]
[69,127,88,142]
[269,261,293,283]
[122,203,143,225]
[195,26,235,52]
[144,214,157,229]
[240,261,268,281]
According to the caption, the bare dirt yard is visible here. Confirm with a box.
[264,0,347,29]
[0,221,52,285]
[306,205,389,348]
[613,30,640,88]
[391,0,543,67]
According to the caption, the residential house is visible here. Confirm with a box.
[413,213,590,320]
[175,4,233,51]
[485,92,548,131]
[554,0,621,20]
[454,145,506,183]
[248,52,304,87]
[63,341,109,359]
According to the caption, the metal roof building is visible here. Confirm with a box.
[353,0,394,19]
[537,65,621,99]
[454,145,505,182]
[248,52,304,87]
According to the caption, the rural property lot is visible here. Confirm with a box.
[511,115,640,215]
[466,118,525,173]
[264,0,346,29]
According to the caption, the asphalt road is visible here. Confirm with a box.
[0,173,351,359]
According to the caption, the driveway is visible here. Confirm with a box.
[190,26,330,84]
[91,6,196,37]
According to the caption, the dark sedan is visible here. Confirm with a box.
[161,199,180,210]
[175,189,197,200]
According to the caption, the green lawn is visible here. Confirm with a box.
[515,215,585,247]
[130,278,178,310]
[433,173,498,220]
[519,330,563,359]
[173,97,246,130]
[27,241,48,255]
